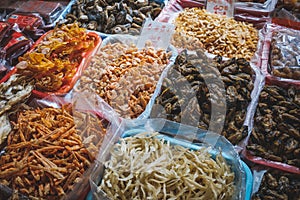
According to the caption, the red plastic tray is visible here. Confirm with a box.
[0,31,102,98]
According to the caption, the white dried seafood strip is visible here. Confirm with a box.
[174,8,258,60]
[99,132,235,200]
[76,43,171,118]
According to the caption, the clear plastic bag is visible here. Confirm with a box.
[89,118,251,200]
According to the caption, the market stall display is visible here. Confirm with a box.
[75,35,175,119]
[64,0,164,34]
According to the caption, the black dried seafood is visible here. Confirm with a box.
[252,170,300,200]
[247,84,300,167]
[65,0,163,34]
[151,50,255,145]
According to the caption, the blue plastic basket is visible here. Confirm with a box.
[86,129,253,200]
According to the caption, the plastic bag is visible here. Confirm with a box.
[0,91,120,200]
[243,77,300,174]
[89,118,251,200]
[259,19,300,82]
[74,34,177,120]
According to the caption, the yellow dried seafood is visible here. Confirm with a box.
[99,132,235,200]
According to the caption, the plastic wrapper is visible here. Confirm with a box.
[0,23,102,97]
[0,23,33,70]
[258,19,300,83]
[6,12,46,40]
[0,91,120,200]
[149,50,264,150]
[234,0,278,17]
[88,118,252,200]
[63,0,165,36]
[74,34,177,119]
[251,166,300,199]
[243,77,300,174]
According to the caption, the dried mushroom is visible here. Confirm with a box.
[75,42,171,119]
[99,132,235,200]
[152,50,254,145]
[252,170,300,200]
[0,105,108,199]
[247,85,300,167]
[174,8,258,60]
[65,0,163,34]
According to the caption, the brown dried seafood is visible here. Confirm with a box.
[0,74,34,145]
[252,170,300,200]
[0,105,107,199]
[270,31,300,80]
[65,0,163,34]
[76,42,171,119]
[174,8,258,60]
[247,85,300,168]
[99,132,235,200]
[152,50,254,145]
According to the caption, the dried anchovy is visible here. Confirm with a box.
[99,132,235,200]
[252,170,300,200]
[247,85,300,167]
[65,0,163,34]
[152,50,254,145]
[0,105,107,199]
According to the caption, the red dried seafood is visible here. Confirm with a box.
[0,105,107,199]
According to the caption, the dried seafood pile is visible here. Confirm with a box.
[16,23,96,92]
[99,132,235,200]
[76,42,171,118]
[152,51,254,145]
[65,0,163,34]
[0,105,107,199]
[247,85,300,167]
[252,170,300,200]
[0,74,34,145]
[174,8,258,60]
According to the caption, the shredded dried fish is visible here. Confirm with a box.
[99,132,235,200]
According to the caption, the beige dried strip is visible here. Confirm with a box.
[99,132,235,200]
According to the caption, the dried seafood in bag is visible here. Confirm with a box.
[252,170,300,200]
[16,22,96,92]
[76,42,171,119]
[65,0,163,34]
[152,50,254,145]
[0,105,108,199]
[0,74,34,145]
[173,8,258,60]
[247,84,300,168]
[99,132,235,200]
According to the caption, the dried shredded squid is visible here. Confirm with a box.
[99,132,235,200]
